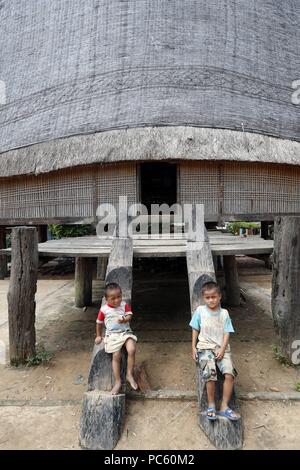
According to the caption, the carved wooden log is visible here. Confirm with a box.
[104,237,133,304]
[186,230,216,312]
[80,237,133,450]
[87,237,133,390]
[75,257,93,308]
[80,391,125,450]
[197,365,243,450]
[186,230,243,450]
[96,257,108,280]
[272,216,300,361]
[88,343,127,392]
[7,227,38,364]
[223,255,240,307]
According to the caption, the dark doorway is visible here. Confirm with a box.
[140,162,177,210]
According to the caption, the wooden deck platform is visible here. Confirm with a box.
[0,231,273,258]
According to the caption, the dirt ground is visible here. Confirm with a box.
[0,256,299,450]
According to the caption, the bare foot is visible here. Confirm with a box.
[111,381,122,395]
[126,375,138,391]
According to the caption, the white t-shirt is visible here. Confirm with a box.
[189,305,234,351]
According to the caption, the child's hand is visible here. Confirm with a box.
[117,316,126,323]
[191,347,198,362]
[215,348,225,361]
[95,336,103,344]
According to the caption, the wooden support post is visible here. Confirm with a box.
[75,257,93,308]
[0,227,7,279]
[261,221,269,239]
[212,255,218,274]
[186,229,243,450]
[223,255,240,307]
[96,257,108,280]
[80,237,133,450]
[37,225,48,243]
[7,227,38,364]
[272,217,300,361]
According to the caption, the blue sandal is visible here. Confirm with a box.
[218,408,239,421]
[207,407,217,421]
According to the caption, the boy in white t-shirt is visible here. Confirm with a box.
[190,281,239,421]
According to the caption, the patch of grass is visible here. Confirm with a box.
[295,381,300,392]
[48,224,93,239]
[10,358,21,367]
[272,345,293,367]
[227,221,260,235]
[26,344,54,367]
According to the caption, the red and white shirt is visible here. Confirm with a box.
[96,301,133,333]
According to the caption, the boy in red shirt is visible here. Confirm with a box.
[95,282,138,395]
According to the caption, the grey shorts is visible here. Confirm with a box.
[198,348,237,382]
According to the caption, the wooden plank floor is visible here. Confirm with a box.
[0,231,273,258]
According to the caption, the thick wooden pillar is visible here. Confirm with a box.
[0,227,7,279]
[37,225,48,243]
[261,221,269,239]
[75,257,93,308]
[96,257,108,280]
[272,217,300,361]
[7,227,38,364]
[223,255,240,307]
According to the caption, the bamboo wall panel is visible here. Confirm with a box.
[180,162,220,217]
[0,168,95,219]
[0,163,137,220]
[0,161,300,221]
[96,163,137,212]
[223,163,300,215]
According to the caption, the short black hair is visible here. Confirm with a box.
[201,281,221,295]
[104,282,122,298]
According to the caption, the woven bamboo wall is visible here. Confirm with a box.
[180,162,220,218]
[96,163,137,212]
[180,161,300,218]
[0,163,137,221]
[0,168,95,220]
[0,161,300,222]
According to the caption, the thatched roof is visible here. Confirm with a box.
[0,127,299,177]
[0,0,299,161]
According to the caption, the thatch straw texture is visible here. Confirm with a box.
[0,0,299,166]
[0,127,299,177]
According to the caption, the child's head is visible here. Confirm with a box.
[105,282,122,307]
[201,281,221,310]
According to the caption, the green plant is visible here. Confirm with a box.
[272,344,293,367]
[26,344,54,366]
[227,221,260,235]
[48,224,93,239]
[5,233,11,248]
[295,381,300,392]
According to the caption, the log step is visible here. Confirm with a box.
[80,391,125,450]
[199,412,243,450]
[186,229,244,449]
